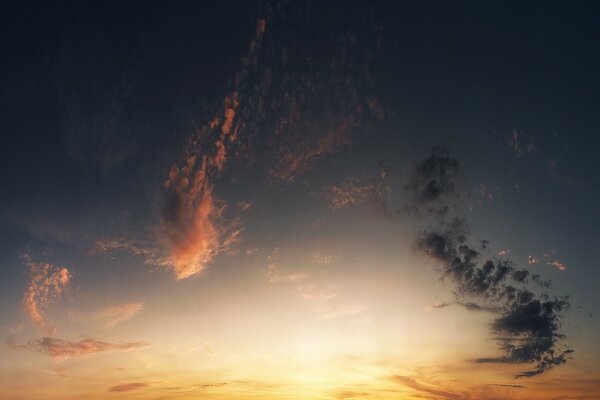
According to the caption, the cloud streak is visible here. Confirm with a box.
[94,302,144,328]
[108,382,149,392]
[8,336,149,359]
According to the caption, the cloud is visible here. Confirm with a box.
[312,252,339,265]
[475,183,494,200]
[527,255,540,265]
[22,254,71,335]
[298,283,338,301]
[265,248,306,283]
[404,147,460,216]
[508,129,523,157]
[94,302,144,328]
[392,376,466,400]
[271,126,354,183]
[507,129,537,158]
[404,148,574,378]
[228,10,383,184]
[108,382,149,392]
[498,249,511,256]
[547,260,567,271]
[323,174,391,215]
[8,336,149,359]
[153,18,270,280]
[416,217,572,377]
[160,156,228,279]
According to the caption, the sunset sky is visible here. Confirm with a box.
[1,1,599,399]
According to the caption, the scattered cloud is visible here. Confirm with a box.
[323,174,391,215]
[507,129,536,158]
[94,302,144,328]
[22,254,71,335]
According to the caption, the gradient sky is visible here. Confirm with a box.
[1,1,599,399]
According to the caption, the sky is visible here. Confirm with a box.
[0,1,599,399]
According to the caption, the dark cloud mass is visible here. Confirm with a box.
[413,150,572,378]
[406,147,460,206]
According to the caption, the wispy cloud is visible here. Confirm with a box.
[265,248,306,283]
[22,254,71,336]
[94,302,144,328]
[7,336,149,359]
[392,375,466,400]
[312,252,339,265]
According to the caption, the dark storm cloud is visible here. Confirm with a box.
[409,149,572,378]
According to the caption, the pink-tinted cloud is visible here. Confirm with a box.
[22,255,71,335]
[271,125,353,183]
[298,283,337,301]
[322,167,390,215]
[161,156,239,279]
[109,382,149,392]
[527,255,540,265]
[154,19,269,280]
[94,302,144,328]
[508,129,522,157]
[8,336,149,360]
[324,181,378,211]
[548,260,567,271]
